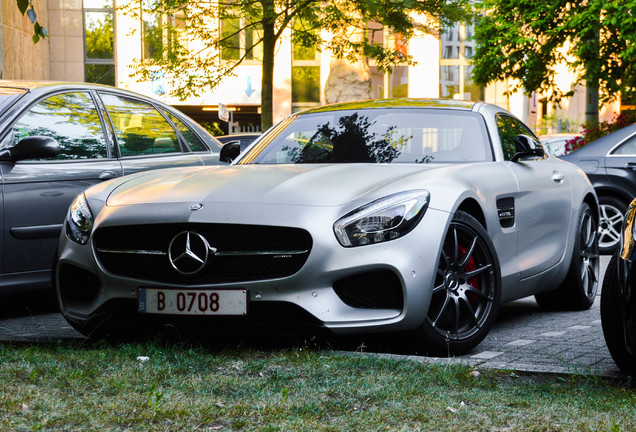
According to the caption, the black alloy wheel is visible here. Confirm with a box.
[419,211,501,355]
[535,202,599,310]
[598,196,627,255]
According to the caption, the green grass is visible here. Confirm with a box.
[0,340,634,431]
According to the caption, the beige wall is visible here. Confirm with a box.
[1,0,50,79]
[48,0,84,82]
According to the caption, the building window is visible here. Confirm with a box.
[219,15,263,62]
[291,22,320,112]
[83,0,115,86]
[141,2,186,61]
[367,24,409,99]
[440,22,482,101]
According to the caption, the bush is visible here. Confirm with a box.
[565,111,636,154]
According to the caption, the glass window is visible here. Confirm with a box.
[292,66,320,104]
[84,0,112,8]
[9,92,107,160]
[162,109,209,152]
[245,24,263,61]
[440,22,482,101]
[497,115,537,160]
[99,94,180,156]
[366,28,408,99]
[85,12,114,59]
[246,109,492,165]
[440,66,460,99]
[220,17,241,61]
[85,64,115,86]
[441,24,460,59]
[391,66,408,98]
[84,1,115,85]
[143,12,163,60]
[612,136,636,155]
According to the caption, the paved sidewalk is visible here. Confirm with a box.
[0,257,624,377]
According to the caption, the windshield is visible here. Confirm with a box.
[242,108,492,164]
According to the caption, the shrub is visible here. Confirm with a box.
[564,111,636,154]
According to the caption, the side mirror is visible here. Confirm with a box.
[511,134,545,162]
[219,142,241,163]
[0,136,61,162]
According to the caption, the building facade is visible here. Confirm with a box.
[0,0,623,135]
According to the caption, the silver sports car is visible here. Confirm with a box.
[56,99,599,354]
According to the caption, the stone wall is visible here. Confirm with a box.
[48,0,84,82]
[0,0,50,79]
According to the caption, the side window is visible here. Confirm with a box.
[496,114,539,161]
[10,92,107,160]
[611,135,636,155]
[99,93,180,157]
[161,109,209,152]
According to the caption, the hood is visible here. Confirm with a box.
[105,164,445,208]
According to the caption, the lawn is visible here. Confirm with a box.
[0,339,634,431]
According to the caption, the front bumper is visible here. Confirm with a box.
[56,201,451,335]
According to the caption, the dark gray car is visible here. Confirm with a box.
[0,80,224,295]
[561,124,636,254]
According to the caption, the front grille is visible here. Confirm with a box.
[94,223,312,284]
[333,270,403,309]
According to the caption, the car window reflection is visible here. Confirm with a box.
[11,92,107,160]
[249,109,491,164]
[161,109,210,152]
[99,93,180,157]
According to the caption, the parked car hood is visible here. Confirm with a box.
[104,164,454,208]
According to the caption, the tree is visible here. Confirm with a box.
[121,0,471,131]
[471,0,636,127]
[17,0,48,43]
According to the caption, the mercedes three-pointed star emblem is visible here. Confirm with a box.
[168,231,216,275]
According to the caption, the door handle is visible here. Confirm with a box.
[625,162,636,170]
[552,172,565,183]
[98,170,118,181]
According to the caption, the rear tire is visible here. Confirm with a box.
[417,211,501,355]
[535,202,599,311]
[598,196,626,255]
[601,254,636,375]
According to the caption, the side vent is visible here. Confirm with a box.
[496,197,515,228]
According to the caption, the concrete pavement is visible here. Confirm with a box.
[0,256,625,377]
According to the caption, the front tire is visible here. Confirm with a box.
[535,202,599,310]
[601,254,636,375]
[417,211,501,355]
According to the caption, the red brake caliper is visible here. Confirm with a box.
[459,245,479,306]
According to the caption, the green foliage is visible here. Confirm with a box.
[85,13,114,59]
[565,111,636,154]
[17,0,47,44]
[472,0,636,109]
[120,0,473,130]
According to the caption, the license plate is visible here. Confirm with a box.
[138,288,247,316]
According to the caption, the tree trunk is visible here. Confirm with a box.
[585,80,599,127]
[260,3,276,131]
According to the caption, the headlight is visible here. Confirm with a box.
[334,190,430,247]
[66,193,94,245]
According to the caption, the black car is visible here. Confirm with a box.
[602,197,636,375]
[561,124,636,254]
[216,133,261,151]
[0,80,224,295]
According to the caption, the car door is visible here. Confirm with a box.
[604,132,636,195]
[0,90,122,278]
[159,108,223,165]
[97,93,209,175]
[496,114,573,279]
